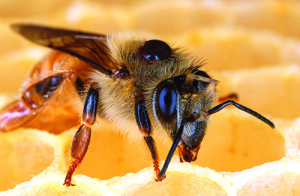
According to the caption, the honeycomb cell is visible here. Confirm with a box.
[237,172,300,195]
[195,110,285,172]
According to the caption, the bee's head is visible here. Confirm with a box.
[152,70,217,162]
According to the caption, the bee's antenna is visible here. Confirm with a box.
[207,100,275,128]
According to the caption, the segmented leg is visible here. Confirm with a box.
[0,71,75,132]
[135,96,165,181]
[63,84,99,186]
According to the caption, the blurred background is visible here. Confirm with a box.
[0,0,300,193]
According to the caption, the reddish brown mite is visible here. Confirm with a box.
[0,24,275,186]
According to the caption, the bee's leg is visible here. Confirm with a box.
[63,84,99,187]
[135,97,164,181]
[0,71,75,132]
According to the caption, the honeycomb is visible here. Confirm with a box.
[0,0,300,195]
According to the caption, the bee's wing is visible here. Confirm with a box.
[11,24,116,76]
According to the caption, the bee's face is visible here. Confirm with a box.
[146,52,217,162]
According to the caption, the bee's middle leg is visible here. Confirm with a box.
[135,96,165,181]
[63,83,99,186]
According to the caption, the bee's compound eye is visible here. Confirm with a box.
[158,85,177,120]
[138,40,171,62]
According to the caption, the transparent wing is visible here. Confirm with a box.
[11,24,117,76]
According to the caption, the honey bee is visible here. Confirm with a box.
[0,24,275,186]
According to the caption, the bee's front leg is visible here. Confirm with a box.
[63,84,99,186]
[135,96,165,181]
